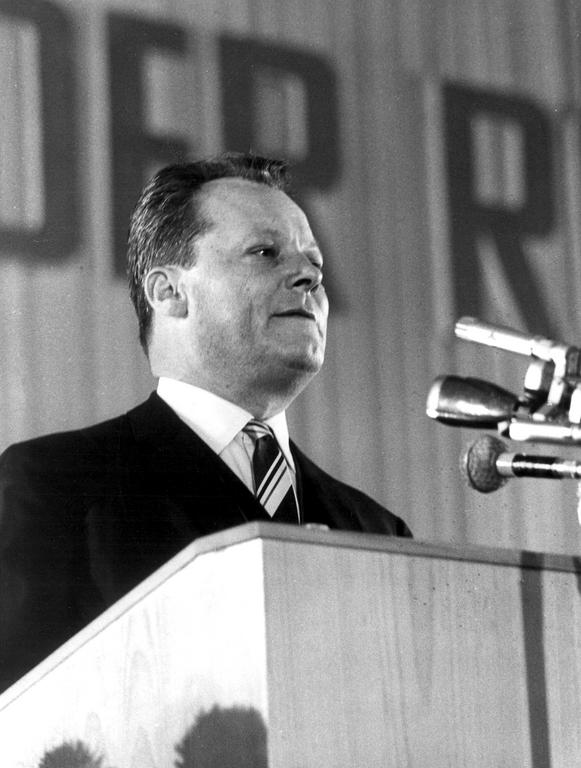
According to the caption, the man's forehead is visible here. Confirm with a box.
[198,177,309,227]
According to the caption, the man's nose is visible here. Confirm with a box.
[286,253,324,293]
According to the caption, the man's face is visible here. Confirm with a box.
[178,178,328,398]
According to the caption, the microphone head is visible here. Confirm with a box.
[426,375,519,428]
[461,435,509,493]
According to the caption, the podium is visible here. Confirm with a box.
[1,522,580,766]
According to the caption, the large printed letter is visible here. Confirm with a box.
[108,13,189,274]
[219,36,339,190]
[445,82,554,333]
[0,0,79,261]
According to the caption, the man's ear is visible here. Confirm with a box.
[144,266,188,318]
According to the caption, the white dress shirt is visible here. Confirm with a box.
[156,377,297,496]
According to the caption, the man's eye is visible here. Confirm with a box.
[253,246,277,258]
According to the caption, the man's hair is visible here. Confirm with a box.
[127,152,290,351]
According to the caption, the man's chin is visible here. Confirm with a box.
[254,337,326,382]
[264,348,325,383]
[286,355,324,374]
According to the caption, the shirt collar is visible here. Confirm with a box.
[156,377,295,468]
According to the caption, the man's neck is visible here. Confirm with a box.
[153,372,302,420]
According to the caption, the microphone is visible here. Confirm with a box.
[455,317,571,363]
[461,434,581,493]
[426,375,519,428]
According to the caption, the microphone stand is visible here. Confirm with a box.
[428,317,581,525]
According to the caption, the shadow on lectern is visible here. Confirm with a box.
[35,705,267,768]
[38,740,108,768]
[175,705,268,768]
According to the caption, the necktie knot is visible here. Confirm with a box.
[243,419,272,441]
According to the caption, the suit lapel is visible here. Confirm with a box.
[126,393,270,529]
[86,393,271,606]
[291,441,356,530]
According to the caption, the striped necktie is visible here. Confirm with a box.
[243,420,299,523]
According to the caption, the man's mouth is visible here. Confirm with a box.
[275,309,317,320]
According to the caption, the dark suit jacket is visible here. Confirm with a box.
[0,392,410,693]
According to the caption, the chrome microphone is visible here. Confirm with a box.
[455,317,572,363]
[426,375,519,428]
[461,434,581,493]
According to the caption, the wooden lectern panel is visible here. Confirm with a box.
[0,523,580,766]
[0,535,271,767]
[262,540,553,765]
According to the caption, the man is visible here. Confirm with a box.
[0,153,410,694]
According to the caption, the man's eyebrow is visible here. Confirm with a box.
[252,227,322,252]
